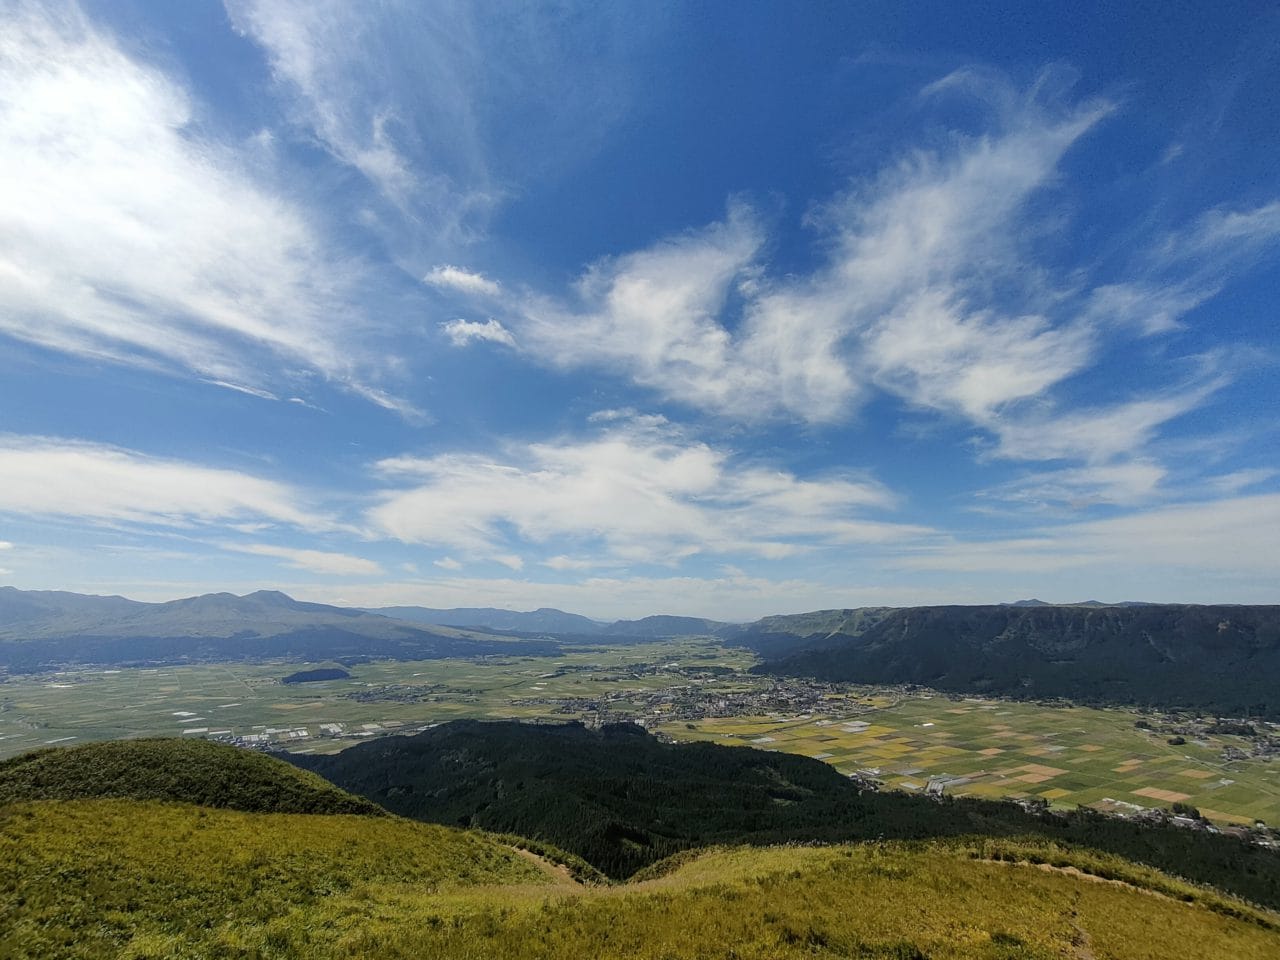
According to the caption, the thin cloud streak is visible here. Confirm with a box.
[900,493,1280,578]
[0,4,395,405]
[224,543,384,576]
[0,436,332,532]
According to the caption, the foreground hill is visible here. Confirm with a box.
[293,720,1280,907]
[0,798,554,959]
[0,738,384,815]
[0,587,560,669]
[742,604,1280,717]
[3,799,1277,959]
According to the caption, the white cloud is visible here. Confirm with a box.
[368,419,926,566]
[864,290,1094,422]
[498,73,1274,502]
[542,555,601,572]
[225,0,416,203]
[225,543,382,576]
[441,318,516,348]
[509,79,1114,430]
[985,460,1167,509]
[520,204,773,416]
[989,375,1227,464]
[0,541,12,550]
[225,1,651,258]
[433,556,462,571]
[1205,468,1276,496]
[274,573,979,622]
[493,554,525,571]
[225,0,502,244]
[0,436,328,531]
[900,493,1280,579]
[425,265,501,297]
[1176,201,1280,257]
[0,6,394,403]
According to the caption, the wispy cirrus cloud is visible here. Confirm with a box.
[900,493,1280,589]
[0,4,406,407]
[368,417,927,566]
[223,543,383,576]
[225,0,654,259]
[0,436,331,532]
[495,71,1278,516]
[510,77,1111,426]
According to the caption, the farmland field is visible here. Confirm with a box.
[0,640,757,758]
[3,638,1279,826]
[656,695,1280,827]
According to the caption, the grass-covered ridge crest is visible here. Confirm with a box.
[0,737,383,815]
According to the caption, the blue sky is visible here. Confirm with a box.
[1,0,1278,619]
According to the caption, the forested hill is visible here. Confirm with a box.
[746,604,1280,717]
[293,719,1280,906]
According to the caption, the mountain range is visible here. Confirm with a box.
[0,587,560,670]
[5,587,1280,716]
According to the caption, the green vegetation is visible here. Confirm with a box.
[3,735,1279,958]
[749,604,1280,717]
[0,738,383,815]
[0,799,551,959]
[0,640,759,758]
[661,696,1280,827]
[281,667,351,684]
[4,804,1278,959]
[295,720,1280,909]
[6,643,1280,827]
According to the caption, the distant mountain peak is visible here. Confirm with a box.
[243,589,298,605]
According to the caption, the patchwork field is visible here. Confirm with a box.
[657,695,1280,827]
[3,639,1279,826]
[0,640,757,758]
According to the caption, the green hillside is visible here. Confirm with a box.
[0,738,383,815]
[3,800,1278,960]
[294,720,1280,908]
[0,799,553,959]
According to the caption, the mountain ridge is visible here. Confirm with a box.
[0,586,562,670]
[748,603,1280,716]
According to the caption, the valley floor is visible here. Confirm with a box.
[3,640,1279,827]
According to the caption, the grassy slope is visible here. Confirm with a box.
[0,738,384,815]
[4,801,1278,960]
[0,799,553,959]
